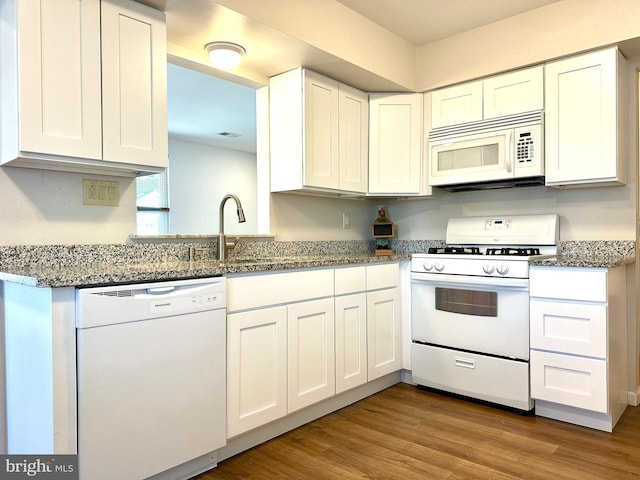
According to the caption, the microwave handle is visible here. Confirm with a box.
[505,130,513,173]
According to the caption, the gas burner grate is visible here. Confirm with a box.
[485,247,541,256]
[428,246,481,255]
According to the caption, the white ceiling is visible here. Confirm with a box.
[164,0,562,153]
[335,0,561,47]
[168,63,256,153]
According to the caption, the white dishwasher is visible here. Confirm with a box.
[76,277,226,480]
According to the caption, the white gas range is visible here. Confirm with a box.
[410,214,559,412]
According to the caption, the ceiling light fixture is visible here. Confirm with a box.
[204,41,246,70]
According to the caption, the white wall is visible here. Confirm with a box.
[388,183,635,242]
[168,137,258,234]
[270,193,377,241]
[0,167,136,246]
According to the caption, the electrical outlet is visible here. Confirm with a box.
[83,179,119,206]
[342,212,351,229]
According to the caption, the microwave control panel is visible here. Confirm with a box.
[514,124,542,165]
[515,130,535,163]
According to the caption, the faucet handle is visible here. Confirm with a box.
[225,236,240,249]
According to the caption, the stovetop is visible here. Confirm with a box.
[426,246,542,256]
[411,214,559,278]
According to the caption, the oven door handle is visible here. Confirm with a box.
[411,272,529,290]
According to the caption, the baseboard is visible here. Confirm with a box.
[218,371,402,463]
[628,388,640,407]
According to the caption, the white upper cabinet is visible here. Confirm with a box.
[338,83,369,193]
[483,67,544,119]
[369,93,428,195]
[270,68,368,195]
[430,80,483,128]
[430,66,543,129]
[101,0,168,169]
[0,0,167,176]
[544,47,626,187]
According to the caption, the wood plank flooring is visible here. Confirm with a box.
[195,383,640,479]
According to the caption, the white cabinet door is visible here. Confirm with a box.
[227,306,288,438]
[369,94,423,194]
[530,300,607,358]
[303,70,340,189]
[101,0,168,168]
[367,287,402,380]
[483,66,543,119]
[15,0,102,160]
[545,47,625,187]
[338,84,368,193]
[530,350,608,413]
[270,68,368,194]
[430,80,483,129]
[287,298,335,412]
[335,293,367,394]
[1,0,167,173]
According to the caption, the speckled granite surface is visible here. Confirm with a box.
[530,240,636,269]
[0,239,633,288]
[0,241,410,288]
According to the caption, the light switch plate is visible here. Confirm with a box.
[83,179,119,206]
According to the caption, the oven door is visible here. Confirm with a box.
[411,272,529,360]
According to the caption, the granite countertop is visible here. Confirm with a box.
[0,239,634,288]
[0,253,409,288]
[528,240,636,268]
[528,253,635,269]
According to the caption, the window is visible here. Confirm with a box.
[136,169,169,235]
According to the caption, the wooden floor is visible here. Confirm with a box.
[196,383,640,479]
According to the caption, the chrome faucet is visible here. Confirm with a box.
[218,193,246,261]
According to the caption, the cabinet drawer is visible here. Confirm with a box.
[335,266,366,295]
[366,263,399,290]
[412,343,531,411]
[530,300,607,357]
[530,267,607,302]
[227,269,334,312]
[530,350,607,413]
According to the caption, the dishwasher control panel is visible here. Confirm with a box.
[76,278,227,329]
[149,293,223,314]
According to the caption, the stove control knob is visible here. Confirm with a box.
[483,264,495,274]
[497,263,510,275]
[422,261,433,272]
[434,262,445,272]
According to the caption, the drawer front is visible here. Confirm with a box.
[335,266,366,296]
[366,263,399,290]
[411,343,532,411]
[227,269,334,312]
[530,350,607,413]
[530,267,607,302]
[530,300,607,357]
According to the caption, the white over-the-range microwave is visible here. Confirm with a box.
[427,111,544,191]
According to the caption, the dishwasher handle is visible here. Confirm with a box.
[146,286,176,295]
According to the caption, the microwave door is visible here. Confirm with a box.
[429,130,513,186]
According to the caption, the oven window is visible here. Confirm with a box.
[435,287,497,317]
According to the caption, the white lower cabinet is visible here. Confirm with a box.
[226,263,402,437]
[529,265,627,432]
[288,298,336,412]
[226,306,288,439]
[367,287,402,380]
[335,293,368,394]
